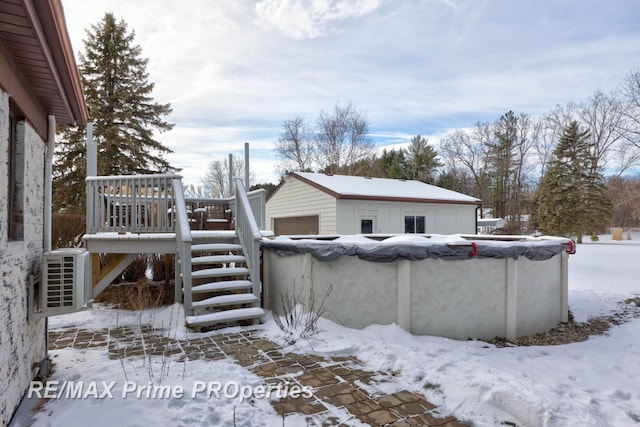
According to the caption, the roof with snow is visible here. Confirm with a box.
[477,218,506,227]
[285,172,482,205]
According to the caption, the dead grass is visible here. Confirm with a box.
[94,281,174,310]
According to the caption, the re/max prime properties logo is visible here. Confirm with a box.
[28,380,313,402]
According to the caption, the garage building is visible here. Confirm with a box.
[266,172,482,235]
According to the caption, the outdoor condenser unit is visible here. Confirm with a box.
[41,248,91,316]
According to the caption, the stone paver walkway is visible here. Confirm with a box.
[49,326,467,426]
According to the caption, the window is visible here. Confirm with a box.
[360,219,373,234]
[8,104,24,240]
[404,215,425,234]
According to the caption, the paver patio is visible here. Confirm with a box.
[48,326,467,426]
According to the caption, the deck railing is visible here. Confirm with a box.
[86,174,182,233]
[172,179,192,310]
[234,179,262,300]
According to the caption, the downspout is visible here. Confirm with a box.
[475,205,482,234]
[42,115,55,377]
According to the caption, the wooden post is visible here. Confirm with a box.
[505,258,518,341]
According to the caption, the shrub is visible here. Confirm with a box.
[150,254,175,283]
[52,213,86,248]
[122,255,148,282]
[126,281,165,310]
[272,283,333,341]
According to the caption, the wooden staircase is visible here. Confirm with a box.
[184,231,265,328]
[83,174,267,329]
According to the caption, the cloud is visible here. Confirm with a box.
[60,0,640,187]
[254,0,382,39]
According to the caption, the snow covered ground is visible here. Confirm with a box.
[19,234,640,426]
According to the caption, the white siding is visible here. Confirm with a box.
[0,91,47,426]
[266,176,337,234]
[337,199,477,234]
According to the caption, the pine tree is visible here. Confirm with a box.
[538,121,612,243]
[403,135,442,183]
[53,13,175,213]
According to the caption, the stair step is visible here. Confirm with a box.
[186,307,265,327]
[191,255,246,265]
[192,280,253,293]
[192,293,259,309]
[191,230,237,240]
[192,267,249,279]
[191,243,242,253]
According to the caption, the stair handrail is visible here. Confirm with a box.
[172,178,192,312]
[234,178,262,300]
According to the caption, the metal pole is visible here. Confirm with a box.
[228,153,233,197]
[244,142,250,189]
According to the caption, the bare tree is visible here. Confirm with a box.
[510,113,538,230]
[201,157,247,198]
[532,117,556,182]
[275,116,315,172]
[623,68,640,141]
[315,102,373,174]
[608,176,640,228]
[579,90,630,175]
[439,124,491,201]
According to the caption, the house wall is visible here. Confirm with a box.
[0,90,47,426]
[266,176,337,234]
[336,199,477,234]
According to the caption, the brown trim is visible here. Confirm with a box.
[290,172,342,198]
[265,176,287,202]
[28,0,87,123]
[0,0,87,137]
[0,40,48,137]
[40,0,87,123]
[338,194,482,205]
[266,172,337,202]
[289,172,482,206]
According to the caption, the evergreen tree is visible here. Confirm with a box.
[403,135,442,183]
[54,13,175,213]
[538,121,612,243]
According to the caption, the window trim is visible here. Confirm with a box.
[8,102,24,241]
[404,214,426,234]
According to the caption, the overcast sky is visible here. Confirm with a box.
[60,0,640,187]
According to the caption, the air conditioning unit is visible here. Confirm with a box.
[41,248,91,316]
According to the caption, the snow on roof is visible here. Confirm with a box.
[477,218,506,227]
[292,172,481,204]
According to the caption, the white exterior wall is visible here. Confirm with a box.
[336,199,477,235]
[266,176,337,234]
[0,91,47,425]
[265,248,567,340]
